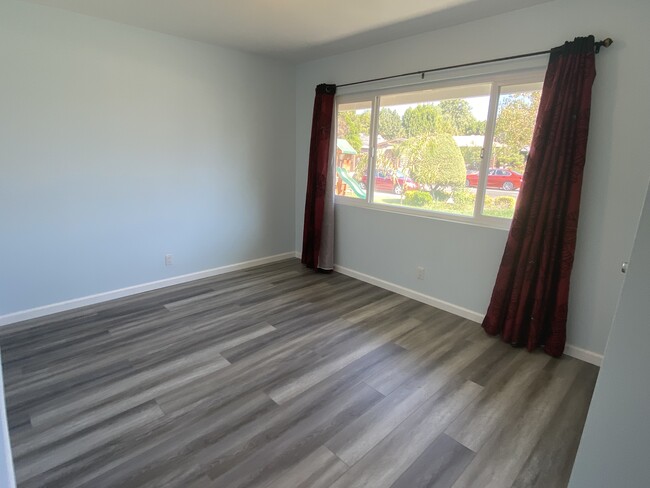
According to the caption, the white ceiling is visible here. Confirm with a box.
[24,0,552,62]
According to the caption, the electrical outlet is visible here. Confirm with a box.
[417,266,425,280]
[165,254,173,266]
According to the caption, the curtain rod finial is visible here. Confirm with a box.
[595,38,613,53]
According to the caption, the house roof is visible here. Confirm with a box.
[361,134,391,150]
[453,135,504,148]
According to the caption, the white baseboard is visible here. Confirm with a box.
[0,252,296,327]
[563,344,603,367]
[333,264,485,323]
[333,264,603,367]
[1,251,604,367]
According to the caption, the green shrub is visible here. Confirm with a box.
[399,133,466,191]
[452,189,475,206]
[404,190,434,207]
[493,196,516,209]
[432,188,452,202]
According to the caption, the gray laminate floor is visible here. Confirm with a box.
[0,259,598,488]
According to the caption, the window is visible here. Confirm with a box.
[335,100,372,200]
[482,82,542,218]
[334,72,543,227]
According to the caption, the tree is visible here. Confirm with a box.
[400,133,466,196]
[378,108,403,140]
[402,104,450,138]
[466,118,487,136]
[493,92,541,171]
[337,109,371,153]
[438,99,479,136]
[459,147,483,171]
[358,110,371,132]
[354,153,368,180]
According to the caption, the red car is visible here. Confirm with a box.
[359,170,418,195]
[465,168,523,191]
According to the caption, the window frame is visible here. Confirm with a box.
[333,67,545,230]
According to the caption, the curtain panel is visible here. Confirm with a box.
[301,83,337,270]
[482,36,597,357]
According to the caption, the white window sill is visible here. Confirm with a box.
[335,195,512,231]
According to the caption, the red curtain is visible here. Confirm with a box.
[302,84,337,269]
[482,36,597,357]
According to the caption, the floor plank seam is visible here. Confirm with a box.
[360,380,387,398]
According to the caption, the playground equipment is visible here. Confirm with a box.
[336,167,366,199]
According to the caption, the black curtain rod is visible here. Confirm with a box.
[337,38,613,88]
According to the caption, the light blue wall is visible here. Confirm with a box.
[335,205,507,314]
[569,180,650,487]
[295,0,650,356]
[0,0,296,315]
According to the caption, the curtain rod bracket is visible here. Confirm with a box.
[595,37,613,54]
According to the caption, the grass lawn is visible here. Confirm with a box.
[339,189,515,220]
[374,192,515,219]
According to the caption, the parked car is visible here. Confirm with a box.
[359,170,418,195]
[465,168,523,191]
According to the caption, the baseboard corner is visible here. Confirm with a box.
[333,263,603,367]
[564,344,603,367]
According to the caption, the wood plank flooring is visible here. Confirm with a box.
[0,259,598,487]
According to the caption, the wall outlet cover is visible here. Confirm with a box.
[417,266,425,280]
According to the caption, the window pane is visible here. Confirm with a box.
[373,84,491,216]
[482,82,542,219]
[335,101,372,199]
